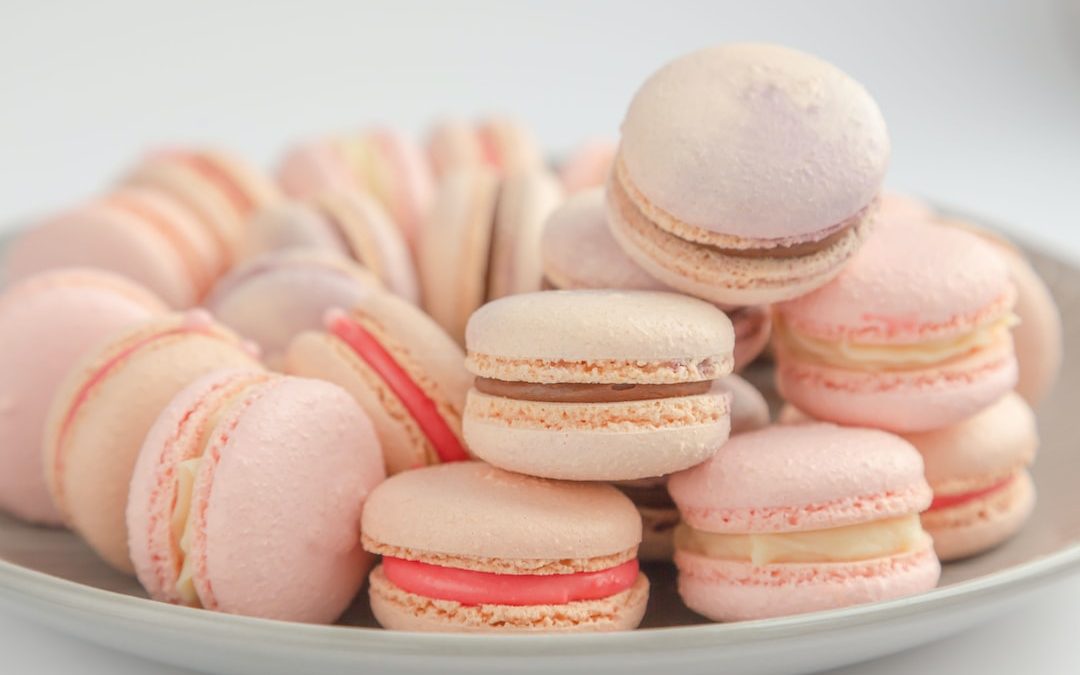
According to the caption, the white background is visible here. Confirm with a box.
[1,1,1079,672]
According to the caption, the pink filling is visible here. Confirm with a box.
[328,313,469,463]
[382,557,639,606]
[929,475,1016,511]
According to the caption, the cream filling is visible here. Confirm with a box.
[173,457,203,606]
[777,314,1017,372]
[675,515,927,565]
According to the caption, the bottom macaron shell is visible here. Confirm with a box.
[368,565,649,632]
[463,390,731,481]
[923,471,1036,561]
[775,347,1018,433]
[674,545,941,622]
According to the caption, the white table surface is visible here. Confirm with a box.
[1,1,1079,672]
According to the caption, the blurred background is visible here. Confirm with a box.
[0,1,1078,673]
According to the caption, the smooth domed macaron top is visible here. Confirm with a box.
[466,290,734,366]
[619,43,889,239]
[541,188,667,291]
[363,461,641,561]
[668,423,931,533]
[906,392,1036,488]
[776,221,1015,344]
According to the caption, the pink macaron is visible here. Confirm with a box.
[204,250,382,369]
[669,423,941,621]
[773,220,1019,433]
[0,269,167,525]
[463,290,734,481]
[44,310,263,572]
[541,188,771,371]
[559,139,616,194]
[427,118,544,179]
[607,43,888,305]
[617,374,770,562]
[7,187,222,307]
[127,369,385,622]
[362,461,648,632]
[123,148,281,268]
[241,192,419,303]
[278,128,433,251]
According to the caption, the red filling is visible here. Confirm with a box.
[173,153,255,217]
[382,557,639,607]
[328,312,469,463]
[928,475,1016,511]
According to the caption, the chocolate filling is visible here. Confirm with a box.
[473,377,712,403]
[540,276,560,291]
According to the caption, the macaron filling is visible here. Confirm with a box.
[473,377,712,403]
[774,311,1018,372]
[380,557,639,606]
[928,474,1018,512]
[674,515,929,565]
[328,311,469,463]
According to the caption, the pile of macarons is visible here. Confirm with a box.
[0,42,1061,632]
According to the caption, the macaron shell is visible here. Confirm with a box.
[368,565,649,632]
[716,375,770,434]
[189,377,384,622]
[419,168,500,343]
[675,544,940,621]
[880,191,935,222]
[362,462,641,562]
[205,251,381,369]
[559,140,616,194]
[668,423,932,534]
[923,470,1035,561]
[487,169,564,299]
[45,315,261,572]
[0,270,165,525]
[368,129,434,249]
[731,306,772,372]
[278,141,354,199]
[240,201,352,261]
[7,205,201,308]
[464,387,732,481]
[618,43,889,238]
[477,118,544,174]
[774,341,1019,433]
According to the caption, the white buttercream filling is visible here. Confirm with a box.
[174,457,203,607]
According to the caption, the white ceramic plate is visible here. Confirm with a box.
[1,216,1078,675]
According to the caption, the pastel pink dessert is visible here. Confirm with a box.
[127,369,385,622]
[774,220,1019,433]
[426,118,544,178]
[278,128,434,251]
[362,461,648,632]
[607,43,889,305]
[669,423,941,621]
[542,188,771,371]
[559,139,616,194]
[0,269,166,525]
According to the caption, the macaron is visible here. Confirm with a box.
[241,192,418,302]
[880,191,935,222]
[0,269,166,525]
[285,291,471,475]
[427,118,543,178]
[936,217,1062,406]
[463,290,734,480]
[7,187,221,307]
[203,250,382,369]
[669,423,940,621]
[278,128,433,250]
[418,167,563,343]
[617,374,770,562]
[123,149,281,267]
[773,220,1019,433]
[607,43,888,305]
[541,188,771,371]
[362,461,648,632]
[781,393,1037,562]
[44,310,263,572]
[559,139,616,194]
[127,369,385,622]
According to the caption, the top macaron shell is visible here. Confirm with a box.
[668,423,932,534]
[240,201,352,260]
[466,290,735,383]
[362,461,641,562]
[128,370,385,622]
[619,43,889,239]
[0,269,166,525]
